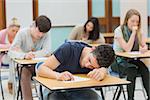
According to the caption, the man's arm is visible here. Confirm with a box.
[87,67,107,81]
[8,31,26,59]
[37,55,61,79]
[37,55,74,81]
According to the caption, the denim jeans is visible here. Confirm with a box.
[43,88,102,100]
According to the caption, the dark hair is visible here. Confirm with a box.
[92,44,115,68]
[84,17,100,40]
[35,15,51,33]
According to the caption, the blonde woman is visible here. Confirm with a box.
[0,17,20,94]
[111,9,149,100]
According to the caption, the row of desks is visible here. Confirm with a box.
[1,42,150,100]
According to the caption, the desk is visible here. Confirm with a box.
[115,50,150,59]
[102,33,114,44]
[115,51,150,99]
[146,38,150,43]
[12,58,47,100]
[0,48,8,52]
[146,38,150,49]
[88,43,100,47]
[33,74,130,100]
[102,33,114,38]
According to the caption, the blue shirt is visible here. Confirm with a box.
[54,42,92,74]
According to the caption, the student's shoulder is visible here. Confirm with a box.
[18,27,29,34]
[66,41,89,48]
[74,25,84,30]
[114,26,123,35]
[114,26,122,32]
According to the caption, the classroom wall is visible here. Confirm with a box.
[148,0,150,36]
[148,0,150,16]
[5,0,33,28]
[50,27,73,51]
[38,0,88,26]
[92,0,105,17]
[5,0,150,51]
[112,0,120,17]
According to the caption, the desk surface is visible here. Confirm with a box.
[33,74,130,91]
[13,58,46,65]
[115,50,150,58]
[88,43,100,47]
[146,38,150,43]
[0,48,8,52]
[102,33,114,38]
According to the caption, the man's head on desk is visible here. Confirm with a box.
[37,42,115,81]
[80,44,115,69]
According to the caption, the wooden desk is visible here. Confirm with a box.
[0,48,8,52]
[13,58,46,65]
[33,75,130,100]
[88,43,100,47]
[12,58,47,100]
[146,38,150,43]
[102,33,114,44]
[102,33,114,38]
[115,50,150,59]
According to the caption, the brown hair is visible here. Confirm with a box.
[121,9,142,45]
[35,15,51,33]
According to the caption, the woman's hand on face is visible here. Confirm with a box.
[87,67,107,81]
[132,26,138,33]
[56,71,74,81]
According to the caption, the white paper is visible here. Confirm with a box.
[128,51,141,55]
[63,75,90,83]
[32,57,47,61]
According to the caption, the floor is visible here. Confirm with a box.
[0,68,147,100]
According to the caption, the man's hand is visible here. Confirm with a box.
[56,71,74,81]
[87,67,107,81]
[24,52,35,59]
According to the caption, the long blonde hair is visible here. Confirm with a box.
[121,9,142,46]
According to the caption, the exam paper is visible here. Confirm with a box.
[128,51,141,55]
[32,57,47,61]
[63,75,90,83]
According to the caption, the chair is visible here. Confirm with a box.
[0,66,4,100]
[109,58,147,100]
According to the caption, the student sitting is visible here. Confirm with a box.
[0,17,20,94]
[8,15,52,100]
[68,17,105,44]
[37,41,115,100]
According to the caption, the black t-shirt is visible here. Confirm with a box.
[53,42,92,74]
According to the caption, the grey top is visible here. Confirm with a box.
[68,25,105,44]
[8,27,51,59]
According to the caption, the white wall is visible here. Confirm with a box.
[38,0,88,26]
[5,0,33,28]
[120,0,148,37]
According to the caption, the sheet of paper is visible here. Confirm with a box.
[128,51,141,55]
[32,57,47,61]
[63,75,90,83]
